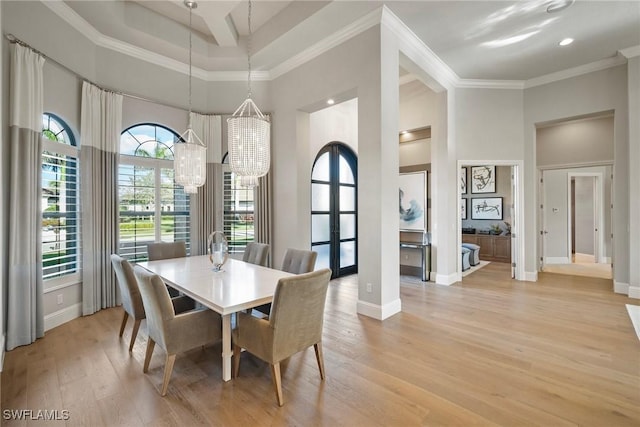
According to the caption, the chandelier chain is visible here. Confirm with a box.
[188,4,193,118]
[247,0,252,99]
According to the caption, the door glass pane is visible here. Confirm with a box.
[339,155,354,184]
[312,214,331,243]
[312,183,330,211]
[340,241,355,267]
[314,244,330,271]
[340,185,355,211]
[340,214,355,239]
[312,152,330,182]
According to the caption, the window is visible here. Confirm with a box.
[42,113,79,281]
[118,124,190,261]
[222,154,255,253]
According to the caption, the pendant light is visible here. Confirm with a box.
[227,0,270,188]
[174,0,206,194]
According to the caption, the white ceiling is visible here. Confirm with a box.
[60,0,640,83]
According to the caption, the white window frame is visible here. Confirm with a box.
[41,134,81,289]
[222,164,255,254]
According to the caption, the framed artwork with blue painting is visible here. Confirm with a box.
[399,171,427,231]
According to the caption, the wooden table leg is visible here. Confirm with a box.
[222,313,232,381]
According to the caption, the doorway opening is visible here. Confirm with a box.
[458,161,524,281]
[311,142,358,279]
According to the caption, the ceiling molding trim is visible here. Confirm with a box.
[380,6,458,91]
[524,55,628,89]
[620,45,640,59]
[42,0,211,82]
[269,7,383,80]
[456,79,525,90]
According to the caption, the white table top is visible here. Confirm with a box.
[137,255,294,316]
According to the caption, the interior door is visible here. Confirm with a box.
[311,143,358,278]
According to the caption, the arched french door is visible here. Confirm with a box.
[311,142,357,278]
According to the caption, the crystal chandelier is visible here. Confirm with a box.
[227,0,270,187]
[174,0,206,194]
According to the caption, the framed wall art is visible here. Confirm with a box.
[461,198,467,220]
[471,165,496,194]
[461,167,467,194]
[399,171,427,231]
[471,197,503,220]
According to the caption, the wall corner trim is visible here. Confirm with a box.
[524,271,538,282]
[357,298,402,320]
[0,334,5,372]
[44,303,82,332]
[614,281,630,295]
[628,286,640,300]
[435,272,458,286]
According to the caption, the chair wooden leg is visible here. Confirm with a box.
[314,342,326,380]
[232,344,241,378]
[129,319,142,352]
[270,362,284,407]
[119,311,129,337]
[161,354,177,397]
[143,338,155,373]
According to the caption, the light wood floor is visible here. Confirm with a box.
[2,263,639,426]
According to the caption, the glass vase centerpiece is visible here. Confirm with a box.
[207,231,229,272]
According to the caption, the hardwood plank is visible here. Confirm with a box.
[1,263,638,426]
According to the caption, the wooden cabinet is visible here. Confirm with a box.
[462,233,511,263]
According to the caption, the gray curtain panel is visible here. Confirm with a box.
[189,113,222,255]
[80,82,123,315]
[6,44,45,350]
[255,172,273,267]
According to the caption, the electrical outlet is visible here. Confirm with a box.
[57,294,63,305]
[366,283,372,293]
[404,254,409,260]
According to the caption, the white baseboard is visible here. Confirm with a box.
[44,303,82,332]
[435,272,458,286]
[357,298,402,320]
[545,257,570,264]
[614,281,629,295]
[629,286,640,299]
[524,271,538,282]
[601,256,612,264]
[0,334,5,372]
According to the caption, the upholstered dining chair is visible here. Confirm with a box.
[232,268,332,406]
[242,242,270,267]
[133,265,222,396]
[147,241,187,297]
[110,254,194,352]
[147,241,187,261]
[253,248,318,316]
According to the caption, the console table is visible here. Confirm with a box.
[400,241,431,281]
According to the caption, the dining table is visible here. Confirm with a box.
[136,254,294,382]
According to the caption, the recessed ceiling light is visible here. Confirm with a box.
[327,99,335,105]
[559,38,574,46]
[547,0,574,13]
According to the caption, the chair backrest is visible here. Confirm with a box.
[280,248,317,274]
[111,254,145,320]
[243,242,270,266]
[147,241,187,261]
[269,268,332,361]
[133,265,177,351]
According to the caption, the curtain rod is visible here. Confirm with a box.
[4,33,210,116]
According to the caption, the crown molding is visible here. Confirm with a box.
[620,45,640,59]
[381,6,458,91]
[39,0,635,89]
[456,79,525,90]
[269,7,383,80]
[524,55,628,89]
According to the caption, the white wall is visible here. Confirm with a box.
[271,25,403,319]
[309,98,358,159]
[525,65,629,285]
[537,115,614,166]
[628,56,640,297]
